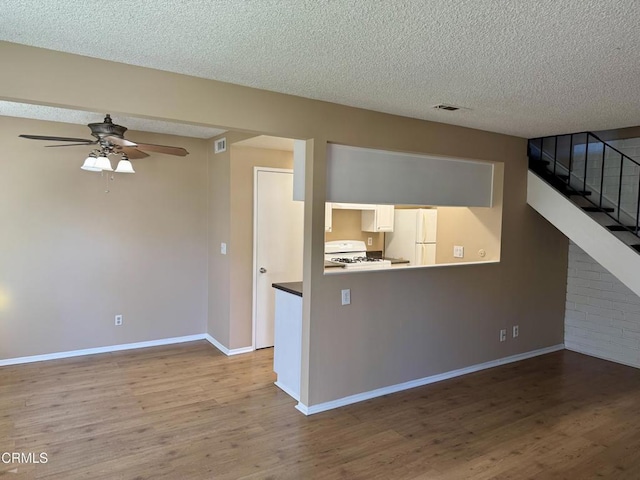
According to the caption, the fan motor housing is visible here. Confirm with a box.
[88,114,127,139]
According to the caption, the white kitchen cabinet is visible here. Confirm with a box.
[273,288,302,401]
[362,205,395,232]
[325,203,333,232]
[330,202,375,210]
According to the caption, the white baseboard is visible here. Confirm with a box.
[296,343,565,416]
[204,334,254,356]
[0,334,207,367]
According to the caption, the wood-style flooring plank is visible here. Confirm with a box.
[3,341,640,478]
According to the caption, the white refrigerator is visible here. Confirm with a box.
[384,208,438,265]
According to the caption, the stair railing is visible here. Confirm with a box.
[528,132,640,235]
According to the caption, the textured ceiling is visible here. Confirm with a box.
[0,101,226,139]
[2,0,640,138]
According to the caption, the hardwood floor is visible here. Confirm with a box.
[3,343,640,479]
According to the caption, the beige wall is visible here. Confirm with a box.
[228,145,293,348]
[207,134,230,346]
[1,42,568,409]
[436,162,504,264]
[325,209,385,251]
[0,116,209,359]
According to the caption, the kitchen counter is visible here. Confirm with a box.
[365,251,410,265]
[324,260,346,269]
[272,281,303,297]
[385,257,410,265]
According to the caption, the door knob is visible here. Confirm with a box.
[259,267,267,273]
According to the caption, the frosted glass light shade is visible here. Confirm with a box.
[80,155,101,172]
[95,155,113,171]
[115,159,135,173]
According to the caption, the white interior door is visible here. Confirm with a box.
[254,168,304,349]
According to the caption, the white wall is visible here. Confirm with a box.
[565,241,640,367]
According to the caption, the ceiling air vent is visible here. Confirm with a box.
[432,104,461,111]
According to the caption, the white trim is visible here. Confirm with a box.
[275,381,300,402]
[528,171,640,298]
[252,167,295,351]
[295,344,565,415]
[0,334,206,367]
[204,334,254,356]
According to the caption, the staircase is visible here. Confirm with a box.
[527,132,640,297]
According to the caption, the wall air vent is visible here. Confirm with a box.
[214,137,227,153]
[432,104,462,111]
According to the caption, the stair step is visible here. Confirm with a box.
[631,245,640,253]
[529,159,550,166]
[583,206,615,213]
[564,190,592,197]
[558,174,569,180]
[607,225,637,232]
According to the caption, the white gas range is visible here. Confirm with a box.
[325,240,392,270]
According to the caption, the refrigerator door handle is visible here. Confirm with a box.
[417,211,427,243]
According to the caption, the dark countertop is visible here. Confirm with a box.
[366,251,410,265]
[385,257,410,264]
[324,260,346,268]
[272,282,303,297]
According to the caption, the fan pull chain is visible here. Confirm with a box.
[101,171,114,193]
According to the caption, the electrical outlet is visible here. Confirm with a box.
[115,314,123,326]
[220,242,227,255]
[341,289,351,306]
[453,245,464,258]
[513,325,519,338]
[499,329,506,342]
[367,237,373,246]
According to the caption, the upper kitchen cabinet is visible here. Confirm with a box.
[362,205,394,232]
[325,203,333,232]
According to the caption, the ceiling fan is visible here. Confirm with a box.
[19,114,189,173]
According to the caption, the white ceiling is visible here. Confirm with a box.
[2,1,640,138]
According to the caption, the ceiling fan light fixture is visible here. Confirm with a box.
[115,157,135,174]
[80,154,101,172]
[95,154,113,172]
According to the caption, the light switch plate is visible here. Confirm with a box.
[221,243,227,255]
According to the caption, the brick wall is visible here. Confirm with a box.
[565,241,640,367]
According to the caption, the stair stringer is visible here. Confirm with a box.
[528,171,640,297]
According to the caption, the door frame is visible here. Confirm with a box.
[252,166,296,350]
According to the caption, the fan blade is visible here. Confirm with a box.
[19,134,95,143]
[45,141,99,148]
[104,135,138,147]
[120,147,149,159]
[133,142,189,157]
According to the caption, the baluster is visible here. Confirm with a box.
[618,155,624,223]
[584,134,590,195]
[600,143,606,208]
[636,168,640,234]
[553,136,558,176]
[567,134,574,187]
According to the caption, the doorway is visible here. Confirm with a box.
[253,167,304,349]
